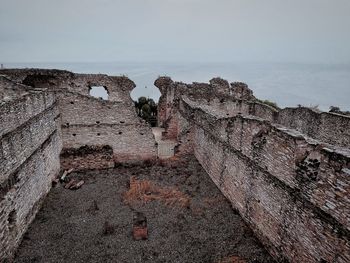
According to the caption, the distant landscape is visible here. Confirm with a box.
[5,61,350,111]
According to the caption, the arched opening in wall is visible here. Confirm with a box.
[130,85,161,103]
[131,84,161,127]
[89,86,109,100]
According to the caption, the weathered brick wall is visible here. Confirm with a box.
[0,89,62,260]
[194,109,350,262]
[62,124,156,162]
[190,107,350,262]
[278,107,350,147]
[175,108,194,155]
[155,76,349,148]
[157,76,350,262]
[0,69,158,260]
[154,77,180,140]
[60,145,114,171]
[1,69,157,168]
[1,70,349,262]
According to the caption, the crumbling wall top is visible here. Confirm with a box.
[231,82,255,100]
[154,76,174,93]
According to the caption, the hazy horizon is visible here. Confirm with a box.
[1,0,349,110]
[3,61,350,112]
[1,0,350,64]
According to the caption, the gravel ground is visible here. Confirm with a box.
[14,155,274,263]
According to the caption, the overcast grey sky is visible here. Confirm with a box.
[1,0,350,63]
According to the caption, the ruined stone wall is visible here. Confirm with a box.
[0,68,158,260]
[156,77,350,262]
[1,68,349,262]
[1,69,157,169]
[155,76,349,148]
[190,103,350,262]
[277,107,350,147]
[0,87,62,260]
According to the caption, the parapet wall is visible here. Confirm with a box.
[156,77,350,262]
[0,86,62,260]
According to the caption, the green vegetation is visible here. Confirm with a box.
[135,96,158,126]
[329,106,350,116]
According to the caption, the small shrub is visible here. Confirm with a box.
[329,106,350,116]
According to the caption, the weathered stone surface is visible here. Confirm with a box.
[2,69,157,169]
[0,88,62,260]
[0,68,157,260]
[1,69,349,262]
[156,76,350,263]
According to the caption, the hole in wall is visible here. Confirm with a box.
[8,210,17,232]
[118,132,123,135]
[72,134,76,137]
[89,86,109,100]
[134,96,158,127]
[70,101,74,104]
[96,121,100,124]
[97,133,101,136]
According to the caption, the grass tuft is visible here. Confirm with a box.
[123,177,190,208]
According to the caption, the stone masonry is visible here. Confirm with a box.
[1,69,157,169]
[0,69,157,261]
[0,76,62,260]
[155,76,350,263]
[0,68,349,262]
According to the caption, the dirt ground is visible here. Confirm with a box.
[14,156,274,263]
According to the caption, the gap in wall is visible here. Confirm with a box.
[89,86,109,100]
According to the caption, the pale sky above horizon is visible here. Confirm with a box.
[1,0,350,63]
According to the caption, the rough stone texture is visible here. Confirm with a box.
[156,76,350,263]
[13,156,273,263]
[0,68,157,261]
[1,68,349,262]
[278,107,350,147]
[1,69,157,168]
[0,86,62,260]
[60,145,114,171]
[231,82,255,100]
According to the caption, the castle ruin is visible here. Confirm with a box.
[0,69,349,262]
